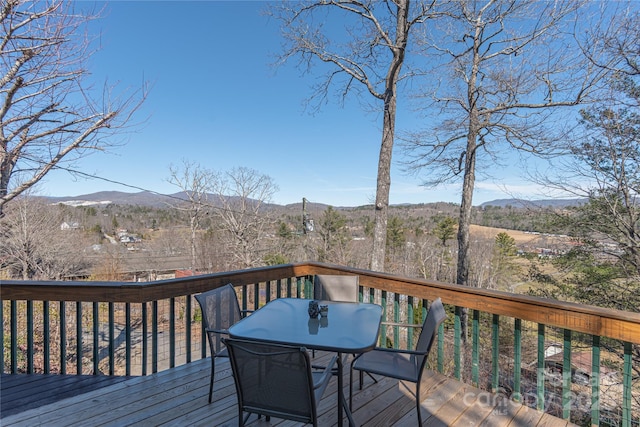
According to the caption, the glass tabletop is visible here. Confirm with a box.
[228,298,383,353]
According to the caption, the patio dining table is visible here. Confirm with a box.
[228,297,383,427]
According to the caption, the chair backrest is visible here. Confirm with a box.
[313,274,359,302]
[223,338,318,425]
[414,298,446,370]
[194,284,242,355]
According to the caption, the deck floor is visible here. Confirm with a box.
[1,354,576,426]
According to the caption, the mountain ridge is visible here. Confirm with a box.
[40,190,586,209]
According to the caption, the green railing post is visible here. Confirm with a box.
[454,306,461,380]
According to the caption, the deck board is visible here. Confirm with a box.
[2,355,577,427]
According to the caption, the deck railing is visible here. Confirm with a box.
[2,262,639,426]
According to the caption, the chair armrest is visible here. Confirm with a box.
[372,347,423,356]
[205,328,229,334]
[381,321,422,329]
[313,354,338,390]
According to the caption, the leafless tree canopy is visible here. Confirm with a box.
[270,0,440,272]
[0,0,147,216]
[211,167,279,269]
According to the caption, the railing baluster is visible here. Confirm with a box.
[492,314,499,392]
[242,285,248,312]
[142,302,148,375]
[286,277,292,298]
[472,309,479,387]
[185,296,191,364]
[407,296,414,350]
[169,298,175,369]
[514,318,522,402]
[393,293,400,349]
[126,302,132,375]
[562,329,572,420]
[152,300,158,373]
[60,301,66,374]
[27,300,33,374]
[437,316,444,373]
[108,302,114,375]
[454,306,461,380]
[537,324,545,412]
[92,302,99,375]
[10,300,17,373]
[591,335,600,426]
[380,291,387,347]
[266,280,272,303]
[76,301,82,374]
[254,283,260,310]
[622,341,632,427]
[44,301,50,374]
[0,301,4,373]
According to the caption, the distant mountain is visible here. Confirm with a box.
[44,191,184,208]
[480,198,586,208]
[43,190,284,210]
[42,191,587,210]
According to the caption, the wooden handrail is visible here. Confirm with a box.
[2,261,639,343]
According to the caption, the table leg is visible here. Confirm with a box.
[337,352,356,427]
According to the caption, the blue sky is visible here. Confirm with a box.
[38,1,548,207]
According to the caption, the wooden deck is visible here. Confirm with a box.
[1,354,576,427]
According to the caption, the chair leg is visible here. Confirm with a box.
[416,381,422,425]
[208,356,215,403]
[349,367,354,410]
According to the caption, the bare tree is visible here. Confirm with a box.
[0,196,90,279]
[403,1,609,292]
[167,160,217,274]
[211,167,279,269]
[0,0,147,216]
[270,0,439,271]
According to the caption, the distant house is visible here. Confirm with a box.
[544,350,617,386]
[60,221,79,230]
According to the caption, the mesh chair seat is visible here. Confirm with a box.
[350,348,421,382]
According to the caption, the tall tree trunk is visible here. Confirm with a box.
[370,0,409,272]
